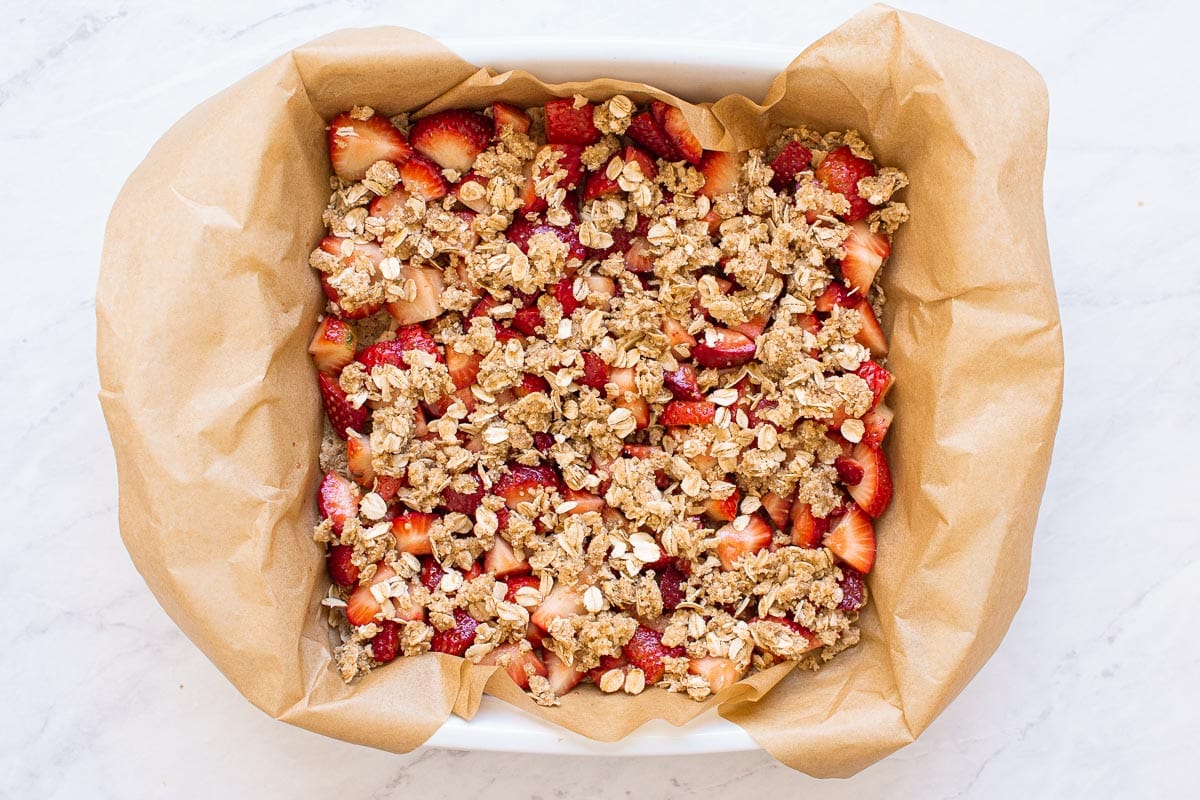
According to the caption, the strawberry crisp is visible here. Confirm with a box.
[308,94,908,704]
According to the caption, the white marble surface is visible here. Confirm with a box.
[3,0,1198,796]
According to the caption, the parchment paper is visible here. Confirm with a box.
[97,5,1061,776]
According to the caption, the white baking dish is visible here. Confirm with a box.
[422,38,797,756]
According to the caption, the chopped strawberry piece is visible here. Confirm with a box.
[703,489,740,523]
[441,473,483,514]
[493,463,561,509]
[583,274,617,307]
[661,400,717,426]
[558,488,603,516]
[623,625,685,683]
[345,564,396,625]
[506,217,587,262]
[614,395,651,429]
[824,503,876,572]
[579,352,609,390]
[622,144,658,179]
[357,325,440,372]
[328,112,412,182]
[650,101,702,165]
[384,265,445,325]
[731,312,770,341]
[480,642,547,689]
[854,360,894,408]
[530,580,586,632]
[714,514,772,570]
[375,475,403,502]
[320,273,383,320]
[540,143,585,190]
[692,327,757,369]
[326,544,360,587]
[767,141,813,191]
[661,317,697,348]
[688,656,741,693]
[502,574,541,603]
[790,501,830,548]
[467,294,499,321]
[761,491,794,529]
[698,150,741,198]
[840,221,890,295]
[484,535,530,578]
[658,563,688,611]
[392,512,436,555]
[663,363,704,401]
[544,651,586,697]
[410,109,493,173]
[746,397,779,430]
[345,429,375,487]
[815,145,877,222]
[518,159,547,214]
[430,608,480,656]
[511,305,545,336]
[625,110,678,161]
[308,316,357,374]
[369,620,400,662]
[419,557,445,592]
[543,97,600,145]
[492,101,531,134]
[834,456,865,486]
[399,153,449,201]
[317,372,369,437]
[845,442,893,518]
[582,168,620,202]
[586,654,628,685]
[838,565,866,612]
[451,171,489,213]
[515,373,550,398]
[851,300,889,358]
[369,186,412,219]
[862,402,894,446]
[814,281,852,312]
[622,237,655,273]
[554,277,582,316]
[445,347,483,389]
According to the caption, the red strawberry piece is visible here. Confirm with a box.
[515,373,550,398]
[540,143,585,190]
[493,463,561,509]
[345,564,396,625]
[317,237,386,319]
[852,300,889,358]
[464,561,484,582]
[328,112,412,182]
[583,166,620,202]
[855,360,894,408]
[431,608,480,656]
[308,316,357,374]
[553,277,582,316]
[452,170,490,213]
[623,625,685,684]
[530,581,586,632]
[586,654,628,685]
[791,501,831,548]
[834,456,865,486]
[479,642,547,689]
[392,512,436,555]
[579,352,610,390]
[384,265,445,326]
[815,145,877,222]
[445,347,483,390]
[731,312,770,341]
[661,400,717,426]
[621,237,656,273]
[625,110,678,161]
[661,317,696,349]
[368,186,412,218]
[692,327,757,369]
[623,144,658,179]
[410,109,493,173]
[614,395,651,429]
[650,101,702,165]
[319,273,383,320]
[662,363,703,401]
[502,574,541,603]
[703,489,740,524]
[714,514,772,570]
[484,535,530,578]
[761,492,794,530]
[845,442,893,518]
[824,503,876,572]
[688,656,740,692]
[468,294,500,321]
[419,557,445,592]
[519,159,547,214]
[533,432,555,455]
[862,402,894,446]
[345,429,375,487]
[369,620,401,662]
[326,544,360,588]
[317,372,369,437]
[358,326,441,372]
[746,398,779,430]
[512,305,545,336]
[399,153,450,201]
[506,217,587,262]
[838,565,866,612]
[493,325,522,345]
[544,97,600,145]
[375,475,403,502]
[442,473,483,515]
[698,150,741,198]
[544,651,586,697]
[768,141,813,192]
[658,563,688,611]
[814,281,852,313]
[492,101,531,135]
[561,488,605,515]
[841,221,891,295]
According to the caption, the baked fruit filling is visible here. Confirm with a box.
[308,95,908,703]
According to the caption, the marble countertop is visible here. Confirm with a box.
[4,0,1196,796]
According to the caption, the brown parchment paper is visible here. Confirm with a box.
[97,5,1061,776]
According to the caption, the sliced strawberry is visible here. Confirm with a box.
[586,654,629,685]
[317,372,369,437]
[841,222,891,296]
[688,656,741,693]
[511,305,545,336]
[551,277,581,317]
[623,625,685,684]
[506,217,587,262]
[561,488,605,516]
[368,185,411,218]
[746,397,779,430]
[308,316,357,374]
[622,237,655,273]
[614,395,651,429]
[519,159,547,214]
[845,442,893,518]
[493,463,561,509]
[445,347,483,390]
[345,564,396,626]
[502,574,541,603]
[650,101,702,165]
[423,386,476,418]
[855,360,894,408]
[862,402,894,446]
[480,642,547,689]
[328,112,412,182]
[703,489,740,523]
[400,153,449,201]
[814,281,852,313]
[692,327,757,369]
[484,535,530,578]
[625,110,678,161]
[320,273,383,320]
[539,143,585,190]
[761,491,794,530]
[834,456,865,486]
[419,557,446,592]
[621,144,658,179]
[579,352,609,390]
[768,141,813,192]
[492,101,531,135]
[544,97,600,145]
[441,473,483,515]
[790,502,830,549]
[326,544,360,588]
[375,475,403,503]
[357,325,441,372]
[714,515,772,570]
[385,265,445,325]
[731,312,770,341]
[838,565,866,612]
[451,171,490,213]
[530,581,586,632]
[661,317,697,349]
[852,300,889,358]
[582,168,620,202]
[544,651,586,696]
[823,503,876,572]
[430,608,480,656]
[815,145,877,222]
[662,363,703,401]
[657,562,688,611]
[317,237,386,319]
[698,150,741,198]
[410,109,493,173]
[370,620,400,662]
[660,400,716,426]
[392,512,436,555]
[345,429,375,487]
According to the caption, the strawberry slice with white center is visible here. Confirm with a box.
[854,360,894,408]
[345,430,375,487]
[530,579,587,632]
[345,564,397,625]
[385,265,445,326]
[484,535,530,578]
[697,150,741,198]
[479,643,548,690]
[789,501,830,548]
[493,463,561,509]
[823,503,876,572]
[661,317,697,348]
[650,101,702,166]
[660,400,717,426]
[622,237,655,273]
[840,222,891,296]
[400,153,450,201]
[862,402,894,446]
[714,514,773,570]
[328,112,412,182]
[543,651,586,697]
[368,186,412,219]
[445,347,483,390]
[392,512,436,556]
[561,488,605,515]
[852,300,889,358]
[703,489,740,523]
[308,316,357,374]
[492,102,531,135]
[410,109,493,173]
[761,491,794,530]
[317,372,369,437]
[318,471,359,533]
[732,312,770,341]
[543,97,601,146]
[845,442,893,518]
[814,281,852,313]
[692,327,757,369]
[688,656,742,693]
